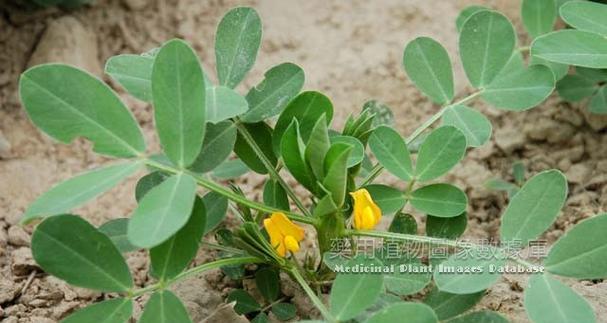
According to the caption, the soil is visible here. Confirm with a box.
[1,0,606,322]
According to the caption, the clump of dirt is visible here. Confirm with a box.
[1,0,606,322]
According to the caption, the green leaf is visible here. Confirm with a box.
[424,286,485,320]
[382,257,431,296]
[62,297,132,323]
[330,135,364,168]
[590,86,607,114]
[545,214,607,279]
[513,161,526,185]
[152,39,206,168]
[227,289,261,315]
[241,63,305,123]
[389,212,418,234]
[330,258,384,321]
[140,290,192,323]
[366,303,438,323]
[524,274,596,323]
[445,311,508,323]
[403,37,454,104]
[255,267,280,302]
[203,191,228,234]
[441,105,492,147]
[459,10,516,87]
[128,173,198,248]
[22,161,141,224]
[434,247,505,294]
[273,91,334,155]
[369,126,413,181]
[410,184,467,218]
[212,159,249,179]
[19,64,145,158]
[305,114,331,179]
[577,66,607,82]
[364,184,406,215]
[206,86,249,123]
[415,126,466,182]
[482,64,555,111]
[252,313,269,323]
[272,303,297,321]
[531,55,569,81]
[556,74,596,102]
[215,7,262,88]
[263,180,290,211]
[522,0,557,38]
[98,218,138,253]
[426,212,467,239]
[190,120,237,173]
[31,215,132,292]
[500,170,567,245]
[455,6,488,32]
[234,122,277,174]
[105,54,154,101]
[484,178,519,197]
[150,197,205,280]
[281,120,317,193]
[135,171,168,202]
[560,1,607,36]
[323,143,352,207]
[531,30,607,68]
[363,100,394,127]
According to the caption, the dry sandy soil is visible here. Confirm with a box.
[1,0,606,322]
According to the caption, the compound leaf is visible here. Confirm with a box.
[99,218,138,253]
[105,54,154,101]
[206,86,248,123]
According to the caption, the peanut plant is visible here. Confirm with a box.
[18,5,607,323]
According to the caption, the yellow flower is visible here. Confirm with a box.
[263,212,305,257]
[350,189,382,230]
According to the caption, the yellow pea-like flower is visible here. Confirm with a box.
[350,189,382,230]
[263,212,305,257]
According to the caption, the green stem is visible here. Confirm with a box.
[359,90,483,187]
[129,256,261,298]
[143,158,316,225]
[234,121,312,217]
[290,267,337,323]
